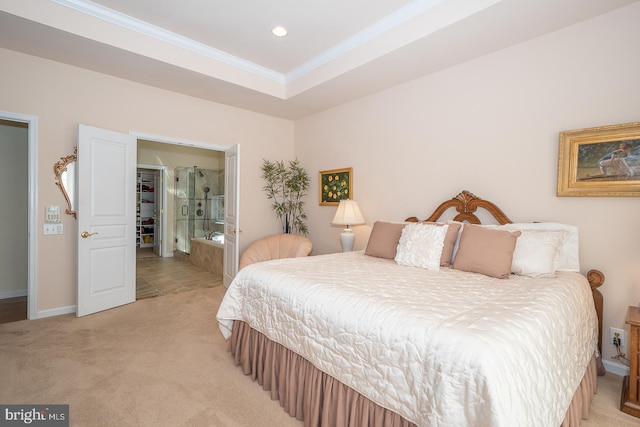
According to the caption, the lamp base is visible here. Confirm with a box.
[340,228,355,252]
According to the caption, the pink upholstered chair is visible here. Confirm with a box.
[238,234,312,270]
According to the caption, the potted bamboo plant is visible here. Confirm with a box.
[261,159,310,235]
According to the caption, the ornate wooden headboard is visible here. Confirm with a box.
[405,190,513,224]
[405,190,605,363]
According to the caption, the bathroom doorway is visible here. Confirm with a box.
[135,139,225,299]
[136,139,225,256]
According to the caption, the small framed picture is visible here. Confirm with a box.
[557,122,640,197]
[319,167,352,205]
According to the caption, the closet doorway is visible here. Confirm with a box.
[0,119,28,323]
[136,165,164,258]
[0,112,37,323]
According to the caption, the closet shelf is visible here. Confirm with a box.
[136,171,156,248]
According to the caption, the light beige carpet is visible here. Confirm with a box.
[0,286,299,427]
[584,370,640,427]
[0,286,638,427]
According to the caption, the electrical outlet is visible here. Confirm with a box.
[43,223,64,235]
[610,327,625,347]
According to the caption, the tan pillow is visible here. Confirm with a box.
[452,224,521,279]
[422,221,462,266]
[364,221,406,259]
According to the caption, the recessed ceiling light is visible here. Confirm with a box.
[271,26,288,37]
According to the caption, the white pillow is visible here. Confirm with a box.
[483,222,580,272]
[495,223,579,272]
[510,230,567,277]
[395,223,448,271]
[448,220,465,263]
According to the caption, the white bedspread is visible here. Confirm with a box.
[216,251,597,427]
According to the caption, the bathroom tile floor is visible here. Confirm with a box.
[136,250,224,300]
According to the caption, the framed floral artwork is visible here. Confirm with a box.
[557,122,640,196]
[319,167,352,205]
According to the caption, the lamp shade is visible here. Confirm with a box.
[332,200,365,226]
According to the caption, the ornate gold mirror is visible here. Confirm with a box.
[54,147,77,219]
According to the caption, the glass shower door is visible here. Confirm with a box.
[174,167,195,254]
[174,166,224,255]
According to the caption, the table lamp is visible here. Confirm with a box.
[332,199,365,252]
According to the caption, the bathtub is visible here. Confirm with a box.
[189,237,223,276]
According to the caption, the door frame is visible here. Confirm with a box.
[0,111,38,319]
[130,131,233,256]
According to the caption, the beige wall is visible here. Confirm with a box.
[0,47,294,314]
[295,3,640,367]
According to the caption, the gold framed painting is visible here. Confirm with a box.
[557,122,640,197]
[319,167,352,205]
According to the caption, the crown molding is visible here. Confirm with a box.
[51,0,286,84]
[285,0,443,83]
[51,0,439,91]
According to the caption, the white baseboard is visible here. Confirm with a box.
[36,305,76,319]
[0,289,28,299]
[603,359,629,377]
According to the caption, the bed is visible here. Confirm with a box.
[216,190,605,427]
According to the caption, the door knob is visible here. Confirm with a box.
[81,231,99,238]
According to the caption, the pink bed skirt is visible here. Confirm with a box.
[228,321,597,427]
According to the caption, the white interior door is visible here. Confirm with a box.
[223,144,240,287]
[77,124,136,316]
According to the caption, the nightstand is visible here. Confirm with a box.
[621,306,640,417]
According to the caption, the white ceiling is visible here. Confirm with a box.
[0,0,637,119]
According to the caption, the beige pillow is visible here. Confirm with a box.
[453,224,521,279]
[364,221,406,259]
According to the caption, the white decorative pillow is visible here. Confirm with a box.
[395,223,448,271]
[511,230,567,277]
